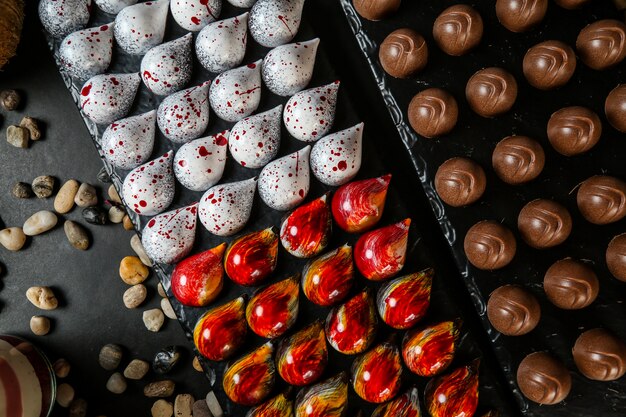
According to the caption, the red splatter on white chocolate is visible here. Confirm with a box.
[79,72,141,125]
[94,0,138,15]
[102,110,156,170]
[196,13,248,74]
[157,81,211,144]
[199,177,257,236]
[59,23,115,81]
[283,81,339,142]
[141,33,193,96]
[171,0,221,32]
[39,0,91,38]
[174,130,230,191]
[141,203,198,264]
[311,122,364,186]
[226,0,255,7]
[209,61,262,122]
[114,0,169,55]
[248,0,305,48]
[262,38,319,97]
[229,105,282,169]
[258,146,311,211]
[122,151,175,216]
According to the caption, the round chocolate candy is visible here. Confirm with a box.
[547,106,602,156]
[379,28,428,78]
[435,157,486,207]
[518,199,572,249]
[543,258,599,310]
[353,0,400,21]
[577,175,626,225]
[433,4,483,56]
[576,19,626,70]
[408,88,458,138]
[492,136,545,185]
[554,0,590,9]
[517,352,571,405]
[487,285,540,336]
[495,0,548,33]
[466,67,517,118]
[605,84,626,133]
[606,233,626,282]
[523,40,576,90]
[464,221,517,270]
[572,328,626,381]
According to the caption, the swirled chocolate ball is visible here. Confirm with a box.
[547,106,602,156]
[573,328,626,381]
[576,19,626,70]
[379,29,428,78]
[523,41,576,90]
[487,285,541,336]
[466,67,517,118]
[464,221,517,270]
[492,136,545,185]
[353,0,401,21]
[606,233,626,282]
[517,352,571,405]
[433,4,483,56]
[495,0,548,33]
[435,157,486,207]
[543,258,599,310]
[518,199,572,249]
[577,175,626,225]
[605,84,626,133]
[408,88,458,138]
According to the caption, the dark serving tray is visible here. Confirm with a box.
[338,0,626,416]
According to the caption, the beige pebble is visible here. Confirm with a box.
[32,176,55,198]
[151,399,174,417]
[56,383,75,407]
[64,220,90,250]
[131,234,153,267]
[106,372,127,394]
[30,315,51,335]
[119,256,149,285]
[53,358,71,378]
[6,125,29,148]
[192,356,203,372]
[145,380,175,398]
[74,183,97,207]
[192,400,211,417]
[124,359,149,380]
[23,210,57,236]
[123,215,134,230]
[157,282,166,298]
[143,309,165,332]
[161,297,176,320]
[0,227,27,251]
[108,206,125,223]
[20,116,42,140]
[108,184,122,204]
[68,398,87,417]
[99,344,123,370]
[26,286,58,310]
[123,284,147,309]
[174,394,194,417]
[54,179,79,213]
[205,392,223,417]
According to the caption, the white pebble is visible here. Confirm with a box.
[23,211,58,236]
[205,391,223,417]
[131,234,153,267]
[143,308,165,332]
[161,297,176,320]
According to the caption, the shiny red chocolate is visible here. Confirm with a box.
[280,194,332,258]
[332,174,391,233]
[223,342,276,406]
[246,276,300,339]
[425,360,480,417]
[403,320,461,377]
[371,387,421,417]
[351,342,402,403]
[354,218,410,281]
[325,290,378,355]
[245,392,294,417]
[171,243,226,307]
[276,321,328,386]
[302,245,354,307]
[294,373,349,417]
[224,227,278,286]
[193,296,247,361]
[376,268,433,329]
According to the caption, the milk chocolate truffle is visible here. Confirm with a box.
[576,19,626,70]
[464,221,517,270]
[518,199,572,249]
[517,352,572,405]
[487,285,540,336]
[523,41,576,90]
[543,258,599,310]
[379,29,428,78]
[408,88,458,138]
[435,157,486,207]
[606,233,626,282]
[554,0,590,9]
[577,175,626,225]
[547,106,602,156]
[573,328,626,381]
[605,84,626,133]
[492,136,545,185]
[495,0,548,33]
[466,67,517,118]
[353,0,401,21]
[433,4,483,56]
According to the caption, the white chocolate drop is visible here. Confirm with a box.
[59,23,115,81]
[262,38,319,97]
[122,151,175,216]
[114,0,169,55]
[79,73,141,125]
[209,61,262,122]
[248,0,305,48]
[171,0,222,31]
[141,33,193,96]
[39,0,91,38]
[102,110,156,170]
[195,13,248,74]
[283,81,339,142]
[142,203,198,264]
[311,123,364,186]
[157,82,211,144]
[198,177,257,236]
[95,0,138,15]
[258,146,310,211]
[174,130,229,191]
[229,105,282,169]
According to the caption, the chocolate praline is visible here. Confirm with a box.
[379,28,428,78]
[466,67,517,118]
[554,0,590,9]
[464,220,517,270]
[518,199,572,249]
[517,352,571,405]
[353,0,401,21]
[492,136,545,185]
[543,258,599,310]
[547,106,602,156]
[487,285,540,336]
[433,4,483,56]
[495,0,548,33]
[408,88,458,138]
[606,233,626,282]
[573,328,626,381]
[605,84,626,133]
[523,40,576,90]
[577,175,626,225]
[576,19,626,70]
[435,157,486,207]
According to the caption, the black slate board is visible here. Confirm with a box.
[338,0,626,416]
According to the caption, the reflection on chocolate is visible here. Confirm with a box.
[487,285,540,336]
[517,352,572,405]
[518,199,572,249]
[554,0,590,9]
[606,233,626,282]
[433,4,483,56]
[547,106,602,156]
[495,0,548,33]
[492,136,545,185]
[605,84,626,133]
[523,40,576,90]
[573,328,626,381]
[577,175,626,225]
[576,19,626,70]
[435,157,486,207]
[543,258,599,310]
[353,0,401,21]
[379,28,428,78]
[466,67,517,118]
[464,220,516,270]
[408,88,458,138]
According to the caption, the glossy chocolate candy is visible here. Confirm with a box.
[280,194,332,259]
[425,360,480,417]
[492,135,545,185]
[433,4,483,56]
[332,174,391,233]
[607,233,626,282]
[466,67,517,118]
[518,198,572,249]
[576,19,626,70]
[246,392,294,417]
[353,0,401,21]
[294,373,348,417]
[171,243,225,307]
[224,228,279,286]
[464,220,517,270]
[379,28,428,78]
[577,175,626,225]
[371,387,421,417]
[326,290,378,355]
[516,352,571,405]
[302,245,354,307]
[351,342,402,403]
[547,106,602,156]
[605,84,626,133]
[246,276,299,339]
[194,297,247,361]
[223,342,276,406]
[408,88,458,138]
[543,258,599,310]
[402,320,461,377]
[523,40,576,90]
[572,328,626,381]
[376,269,433,329]
[354,219,410,281]
[495,0,547,33]
[487,285,541,336]
[276,321,328,386]
[435,157,486,207]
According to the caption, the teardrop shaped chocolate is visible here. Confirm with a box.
[351,342,402,403]
[310,123,364,186]
[39,0,91,38]
[173,130,229,192]
[171,243,226,307]
[114,0,169,55]
[280,194,332,258]
[425,360,480,417]
[402,320,461,377]
[284,81,339,142]
[210,61,262,122]
[229,105,282,169]
[141,33,193,96]
[246,276,299,338]
[354,219,410,281]
[102,110,156,170]
[122,151,175,216]
[196,13,249,73]
[141,203,198,264]
[326,290,378,355]
[225,228,279,286]
[332,174,391,233]
[377,269,433,329]
[80,73,141,125]
[371,387,421,417]
[171,0,221,31]
[262,38,320,96]
[157,82,211,144]
[246,392,294,417]
[249,0,305,48]
[198,177,257,236]
[194,296,247,361]
[302,245,354,307]
[294,373,348,417]
[258,146,311,211]
[276,321,328,386]
[59,23,114,80]
[223,342,276,406]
